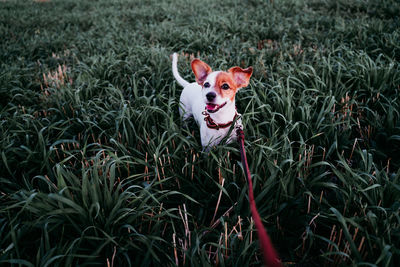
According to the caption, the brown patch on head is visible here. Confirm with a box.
[215,72,238,102]
[215,66,253,101]
[191,59,212,85]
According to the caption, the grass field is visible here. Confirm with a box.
[1,0,400,266]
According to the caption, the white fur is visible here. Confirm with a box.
[172,53,190,88]
[172,53,242,148]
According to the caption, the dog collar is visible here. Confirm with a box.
[202,110,239,130]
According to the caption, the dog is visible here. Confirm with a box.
[172,53,253,148]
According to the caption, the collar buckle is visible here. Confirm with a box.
[202,109,238,130]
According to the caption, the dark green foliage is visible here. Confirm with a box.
[1,0,399,266]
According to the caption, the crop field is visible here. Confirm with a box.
[1,0,400,266]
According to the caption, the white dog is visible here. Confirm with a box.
[172,53,253,148]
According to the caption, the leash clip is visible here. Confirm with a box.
[234,114,244,140]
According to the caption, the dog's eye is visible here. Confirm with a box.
[203,82,210,88]
[221,83,230,90]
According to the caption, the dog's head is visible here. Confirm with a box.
[191,59,253,113]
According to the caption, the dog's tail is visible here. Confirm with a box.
[172,53,190,87]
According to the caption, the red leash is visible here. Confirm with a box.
[236,128,282,267]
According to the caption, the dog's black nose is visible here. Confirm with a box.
[206,92,216,102]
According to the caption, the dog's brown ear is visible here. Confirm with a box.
[191,59,212,85]
[228,66,253,88]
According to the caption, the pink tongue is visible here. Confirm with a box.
[207,104,217,110]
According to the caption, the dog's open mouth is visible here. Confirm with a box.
[206,102,227,113]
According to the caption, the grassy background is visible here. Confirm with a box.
[1,0,400,266]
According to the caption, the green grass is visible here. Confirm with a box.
[1,0,400,266]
